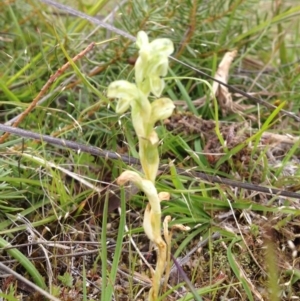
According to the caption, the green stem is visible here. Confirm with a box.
[139,139,159,183]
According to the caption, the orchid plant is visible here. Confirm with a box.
[107,31,175,300]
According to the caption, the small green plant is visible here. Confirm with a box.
[57,271,73,288]
[107,31,175,300]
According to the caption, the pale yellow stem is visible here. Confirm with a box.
[148,237,167,301]
[163,216,172,292]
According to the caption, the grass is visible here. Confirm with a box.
[1,0,300,300]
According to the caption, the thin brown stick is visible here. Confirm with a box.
[0,42,95,144]
[175,0,197,58]
[39,0,135,41]
[0,262,61,301]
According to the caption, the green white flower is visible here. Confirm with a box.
[135,31,174,97]
[109,31,175,301]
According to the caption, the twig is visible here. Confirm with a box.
[0,42,96,144]
[16,214,54,290]
[39,0,135,41]
[1,123,300,200]
[0,262,61,301]
[1,241,101,250]
[170,232,220,273]
[175,0,197,58]
[170,253,203,301]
